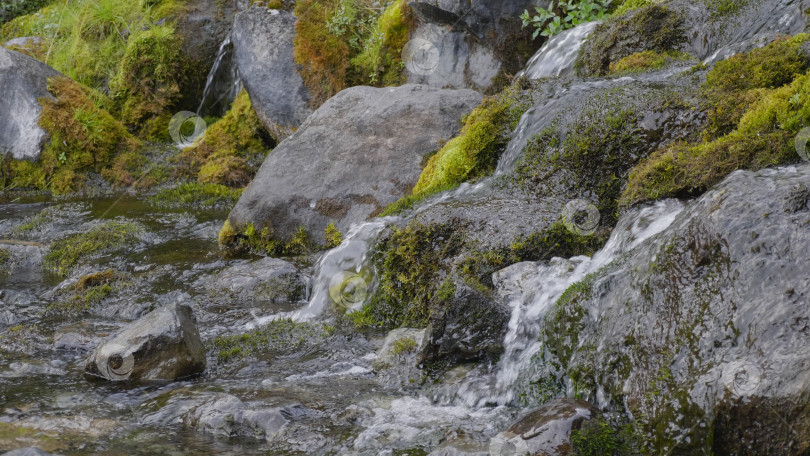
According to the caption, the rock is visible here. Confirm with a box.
[201,257,305,302]
[489,398,599,456]
[405,0,540,90]
[0,47,61,161]
[182,393,289,441]
[85,302,206,381]
[578,0,810,76]
[3,36,44,58]
[227,84,482,244]
[231,7,312,140]
[542,165,810,454]
[417,275,510,366]
[373,328,426,370]
[1,448,60,456]
[174,0,236,110]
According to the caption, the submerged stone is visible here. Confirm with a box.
[85,302,206,382]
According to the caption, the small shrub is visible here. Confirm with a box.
[521,0,611,39]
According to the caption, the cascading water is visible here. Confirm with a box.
[517,21,599,80]
[197,33,242,118]
[449,199,685,407]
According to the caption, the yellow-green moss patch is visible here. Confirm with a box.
[43,220,144,276]
[151,182,243,210]
[608,50,688,75]
[209,318,334,362]
[49,269,130,315]
[177,90,272,187]
[622,36,810,205]
[293,0,413,107]
[382,84,531,215]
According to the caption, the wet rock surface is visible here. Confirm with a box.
[489,398,599,456]
[231,7,312,140]
[85,302,206,381]
[0,47,60,161]
[541,165,810,454]
[228,84,482,244]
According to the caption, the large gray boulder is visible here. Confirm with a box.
[0,46,60,161]
[540,164,810,454]
[85,302,206,381]
[227,84,482,244]
[231,7,312,141]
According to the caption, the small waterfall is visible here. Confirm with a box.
[517,21,599,80]
[449,199,685,407]
[197,33,242,117]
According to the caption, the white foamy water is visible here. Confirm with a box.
[449,199,685,407]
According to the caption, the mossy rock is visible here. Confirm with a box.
[576,5,687,77]
[43,220,144,276]
[622,35,810,206]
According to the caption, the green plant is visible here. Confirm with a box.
[521,0,611,38]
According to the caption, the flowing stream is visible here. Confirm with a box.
[197,33,242,118]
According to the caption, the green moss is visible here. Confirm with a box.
[352,221,465,329]
[612,0,654,16]
[151,182,243,210]
[571,417,644,456]
[11,207,53,235]
[222,222,315,257]
[409,84,532,200]
[32,77,141,194]
[293,0,413,107]
[209,318,332,362]
[392,336,417,355]
[1,0,188,132]
[702,34,810,138]
[43,220,143,276]
[0,248,10,273]
[608,50,688,75]
[457,222,605,293]
[48,269,128,314]
[512,95,646,225]
[351,0,413,86]
[324,222,343,248]
[622,36,810,206]
[110,23,184,134]
[703,0,753,19]
[177,90,272,187]
[576,5,686,76]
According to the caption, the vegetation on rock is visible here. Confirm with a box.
[622,35,810,205]
[176,89,273,187]
[151,182,243,210]
[43,220,143,276]
[49,269,130,315]
[576,5,686,76]
[293,0,413,107]
[382,83,532,216]
[209,318,333,362]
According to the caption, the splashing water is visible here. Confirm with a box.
[517,21,600,80]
